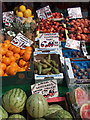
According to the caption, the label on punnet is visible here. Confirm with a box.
[31,80,58,99]
[39,33,59,49]
[36,5,52,19]
[11,33,33,49]
[67,7,82,19]
[35,73,63,80]
[65,38,80,50]
[3,11,14,26]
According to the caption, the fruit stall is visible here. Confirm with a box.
[0,2,90,120]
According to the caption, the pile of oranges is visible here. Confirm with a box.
[15,5,34,18]
[0,40,32,76]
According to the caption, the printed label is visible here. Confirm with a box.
[67,7,82,19]
[36,5,52,19]
[11,33,33,49]
[65,38,80,50]
[31,80,58,98]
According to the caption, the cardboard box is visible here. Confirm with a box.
[34,51,63,84]
[64,58,90,85]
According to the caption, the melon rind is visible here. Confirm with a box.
[80,103,90,119]
[0,106,8,119]
[2,88,27,113]
[26,94,48,118]
[8,114,26,120]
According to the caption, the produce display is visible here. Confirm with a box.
[62,49,84,58]
[66,18,90,42]
[1,88,73,119]
[1,2,90,120]
[37,19,66,41]
[34,54,61,75]
[69,86,90,119]
[71,60,90,79]
[0,40,32,76]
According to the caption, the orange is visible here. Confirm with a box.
[7,66,17,76]
[0,69,4,76]
[0,43,2,47]
[25,46,32,51]
[18,59,26,67]
[23,9,32,18]
[8,44,15,51]
[9,56,16,62]
[16,10,23,17]
[20,49,25,56]
[3,43,10,49]
[2,57,11,65]
[6,50,13,57]
[0,63,6,71]
[23,52,30,61]
[17,67,25,72]
[0,47,8,55]
[4,40,11,44]
[10,62,18,68]
[3,73,8,76]
[0,54,2,61]
[13,47,20,54]
[19,5,26,12]
[14,53,20,60]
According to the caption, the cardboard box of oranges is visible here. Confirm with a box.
[0,40,34,96]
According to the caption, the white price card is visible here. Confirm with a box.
[31,80,58,99]
[65,38,80,50]
[67,7,82,19]
[3,11,14,26]
[11,33,33,49]
[39,33,59,49]
[36,5,52,19]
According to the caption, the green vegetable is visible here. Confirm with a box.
[41,59,52,67]
[47,54,51,63]
[40,63,48,68]
[38,63,42,74]
[42,68,52,74]
[52,67,60,74]
[50,60,58,68]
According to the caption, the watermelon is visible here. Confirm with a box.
[26,94,48,118]
[69,87,88,107]
[0,106,8,119]
[2,88,27,113]
[80,103,90,119]
[44,110,72,119]
[44,104,63,118]
[8,114,26,120]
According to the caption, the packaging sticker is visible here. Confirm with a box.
[31,80,58,98]
[65,38,80,50]
[3,11,14,26]
[11,33,33,49]
[67,7,82,19]
[36,5,52,19]
[39,33,59,49]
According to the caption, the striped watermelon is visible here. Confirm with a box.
[0,106,8,119]
[2,88,27,113]
[26,94,48,118]
[8,114,26,120]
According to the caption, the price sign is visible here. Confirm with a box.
[65,38,80,50]
[36,5,52,19]
[39,33,59,49]
[31,80,58,99]
[67,7,82,19]
[3,11,14,26]
[11,33,33,49]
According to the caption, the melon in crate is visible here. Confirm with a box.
[2,88,27,113]
[26,94,48,118]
